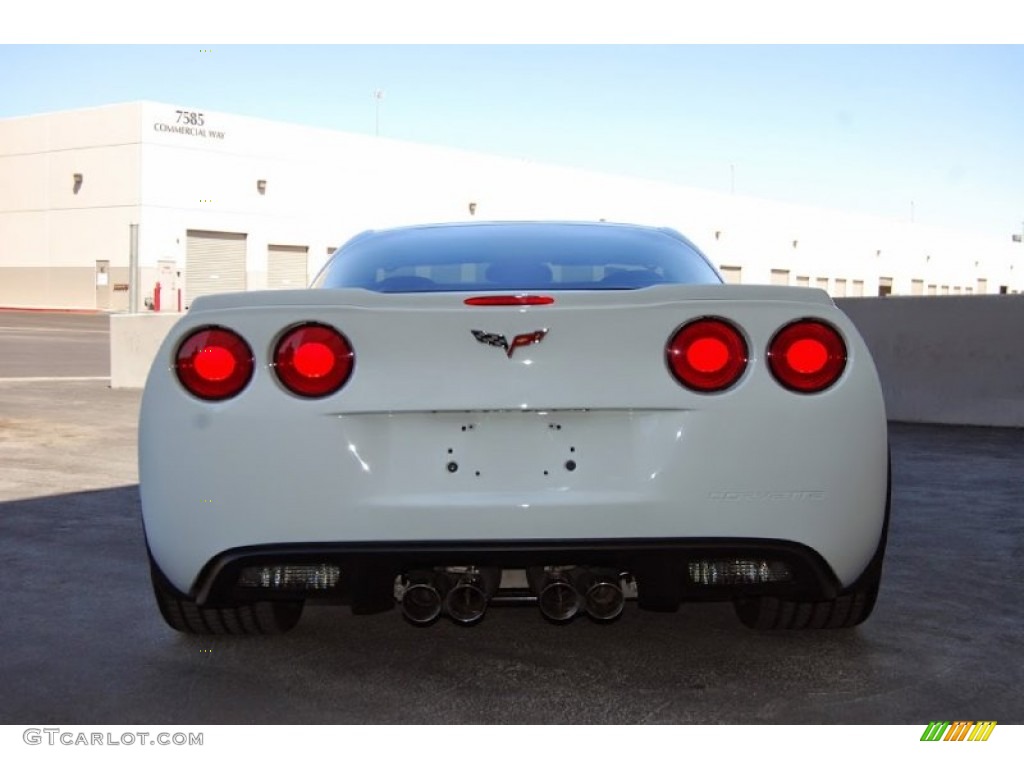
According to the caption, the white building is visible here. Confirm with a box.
[1,101,1020,311]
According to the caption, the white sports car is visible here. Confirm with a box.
[139,221,889,634]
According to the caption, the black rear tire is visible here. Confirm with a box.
[734,450,890,631]
[733,586,878,630]
[151,566,303,635]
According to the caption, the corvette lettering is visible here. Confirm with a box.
[709,491,826,502]
[471,329,548,358]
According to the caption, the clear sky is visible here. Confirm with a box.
[2,42,1022,238]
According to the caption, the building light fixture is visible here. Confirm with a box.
[257,179,267,195]
[73,173,83,193]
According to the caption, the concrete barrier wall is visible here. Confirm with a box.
[110,313,183,389]
[110,298,1024,428]
[836,296,1024,428]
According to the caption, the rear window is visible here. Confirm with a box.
[313,223,722,292]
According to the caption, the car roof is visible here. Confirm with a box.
[342,220,701,252]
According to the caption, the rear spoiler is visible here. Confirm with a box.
[188,285,837,313]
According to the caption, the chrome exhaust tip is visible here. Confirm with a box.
[540,580,582,622]
[444,567,501,625]
[444,582,488,624]
[528,567,582,622]
[582,573,625,621]
[401,581,443,625]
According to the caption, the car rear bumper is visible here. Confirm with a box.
[163,536,866,611]
[142,406,889,595]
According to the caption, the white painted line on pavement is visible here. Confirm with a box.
[0,326,108,334]
[0,376,111,383]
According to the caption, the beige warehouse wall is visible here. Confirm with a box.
[0,145,141,215]
[0,103,141,154]
[836,296,1024,427]
[0,267,95,308]
[0,267,132,310]
[0,207,141,309]
[0,155,49,210]
[0,105,142,308]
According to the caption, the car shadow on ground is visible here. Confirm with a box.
[0,470,1021,724]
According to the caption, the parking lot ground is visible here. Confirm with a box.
[0,378,1022,724]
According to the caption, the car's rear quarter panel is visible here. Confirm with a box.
[140,287,887,595]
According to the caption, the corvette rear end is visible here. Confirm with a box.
[139,222,889,634]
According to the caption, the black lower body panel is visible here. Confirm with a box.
[172,538,846,613]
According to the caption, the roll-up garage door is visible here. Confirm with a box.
[267,244,309,289]
[719,266,742,284]
[185,230,247,305]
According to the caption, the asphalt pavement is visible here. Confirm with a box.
[0,310,110,380]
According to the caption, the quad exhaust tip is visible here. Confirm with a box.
[529,567,582,623]
[444,581,489,624]
[529,567,626,623]
[402,567,501,626]
[583,578,625,621]
[444,567,501,624]
[539,579,582,622]
[403,566,628,625]
[401,581,443,625]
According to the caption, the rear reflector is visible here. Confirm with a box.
[464,295,555,306]
[666,318,748,392]
[688,559,793,586]
[174,326,254,401]
[768,319,847,393]
[273,323,355,398]
[238,564,341,590]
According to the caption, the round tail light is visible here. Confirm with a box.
[666,318,748,392]
[273,323,354,398]
[174,327,254,401]
[768,319,847,393]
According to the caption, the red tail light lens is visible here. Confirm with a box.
[768,319,847,393]
[174,327,254,401]
[464,295,555,306]
[667,318,748,392]
[273,323,354,398]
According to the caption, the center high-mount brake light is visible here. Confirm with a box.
[464,295,555,306]
[174,326,254,401]
[273,322,355,398]
[666,318,748,392]
[768,319,847,393]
